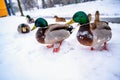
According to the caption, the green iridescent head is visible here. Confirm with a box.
[66,11,89,25]
[26,15,31,19]
[31,18,48,31]
[21,23,26,28]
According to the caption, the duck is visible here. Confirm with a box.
[31,18,73,53]
[26,15,35,24]
[17,23,30,33]
[90,11,109,30]
[54,15,66,22]
[66,11,112,50]
[88,13,92,22]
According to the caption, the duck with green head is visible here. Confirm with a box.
[26,15,35,24]
[66,11,112,50]
[17,23,30,33]
[31,18,73,53]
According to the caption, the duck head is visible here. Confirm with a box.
[26,15,31,19]
[21,24,27,32]
[66,11,89,25]
[31,18,48,31]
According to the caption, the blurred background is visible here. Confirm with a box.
[1,0,96,16]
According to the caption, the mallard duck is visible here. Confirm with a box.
[17,23,30,33]
[26,15,35,24]
[31,18,73,53]
[66,11,112,50]
[91,11,109,30]
[88,13,92,22]
[54,15,66,22]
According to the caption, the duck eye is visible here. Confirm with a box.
[74,14,79,18]
[80,16,83,18]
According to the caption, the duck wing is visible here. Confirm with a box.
[36,27,48,44]
[45,24,71,44]
[92,22,112,49]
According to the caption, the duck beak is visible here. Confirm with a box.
[22,27,26,32]
[31,25,36,31]
[66,19,75,25]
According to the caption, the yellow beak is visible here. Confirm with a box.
[22,27,26,32]
[31,25,37,31]
[66,19,75,25]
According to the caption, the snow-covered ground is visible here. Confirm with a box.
[0,0,120,80]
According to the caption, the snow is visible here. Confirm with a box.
[17,0,120,18]
[0,0,120,80]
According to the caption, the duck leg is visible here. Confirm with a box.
[53,41,62,53]
[90,47,94,50]
[103,42,108,50]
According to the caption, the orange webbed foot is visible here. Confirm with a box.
[90,47,94,51]
[46,44,54,48]
[53,41,63,53]
[103,42,108,50]
[53,48,60,53]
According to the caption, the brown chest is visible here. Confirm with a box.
[36,28,47,44]
[77,24,93,46]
